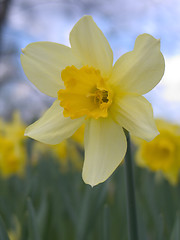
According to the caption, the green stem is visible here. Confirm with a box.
[124,131,139,240]
[103,204,110,240]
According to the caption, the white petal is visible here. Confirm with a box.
[25,100,84,144]
[70,16,113,78]
[110,34,165,94]
[111,95,158,141]
[82,117,127,186]
[21,42,82,97]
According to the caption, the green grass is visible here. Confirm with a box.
[0,144,180,240]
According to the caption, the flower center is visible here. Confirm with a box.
[89,89,109,104]
[58,66,113,119]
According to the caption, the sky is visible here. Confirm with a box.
[1,0,180,123]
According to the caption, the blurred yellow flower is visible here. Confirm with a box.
[8,216,21,240]
[50,125,84,171]
[8,232,19,240]
[21,15,165,186]
[31,125,84,171]
[0,113,26,177]
[134,119,180,185]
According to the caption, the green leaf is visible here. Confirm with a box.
[76,182,108,240]
[103,204,110,240]
[170,213,180,240]
[27,198,40,240]
[0,216,10,240]
[36,192,48,238]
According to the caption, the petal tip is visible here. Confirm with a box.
[21,48,25,54]
[71,15,94,32]
[135,33,161,50]
[82,173,99,187]
[146,129,159,142]
[24,128,30,137]
[79,15,94,22]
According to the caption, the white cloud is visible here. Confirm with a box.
[161,55,180,102]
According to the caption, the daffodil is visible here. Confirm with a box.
[50,140,83,171]
[134,119,180,185]
[21,16,165,186]
[50,125,84,170]
[0,113,26,177]
[31,125,84,170]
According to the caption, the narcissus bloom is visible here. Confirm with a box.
[134,120,180,185]
[21,16,165,186]
[0,113,26,177]
[50,125,84,170]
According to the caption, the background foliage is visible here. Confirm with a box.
[0,139,180,240]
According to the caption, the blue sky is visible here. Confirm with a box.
[1,0,180,122]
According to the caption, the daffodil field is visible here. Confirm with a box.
[1,10,180,240]
[0,114,180,240]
